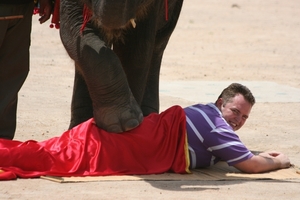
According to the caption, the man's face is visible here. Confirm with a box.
[216,94,252,131]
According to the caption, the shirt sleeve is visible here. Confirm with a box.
[202,125,254,166]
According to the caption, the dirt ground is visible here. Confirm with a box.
[1,0,300,199]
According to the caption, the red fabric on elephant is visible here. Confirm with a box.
[0,106,190,180]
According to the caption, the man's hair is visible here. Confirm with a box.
[216,83,256,106]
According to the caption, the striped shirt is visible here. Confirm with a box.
[184,103,254,169]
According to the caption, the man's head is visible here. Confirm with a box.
[215,83,256,131]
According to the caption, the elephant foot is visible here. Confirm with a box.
[93,96,143,133]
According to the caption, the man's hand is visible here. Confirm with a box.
[259,151,291,169]
[233,151,291,173]
[38,0,53,24]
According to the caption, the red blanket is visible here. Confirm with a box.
[0,106,190,180]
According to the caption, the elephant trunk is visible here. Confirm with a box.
[93,0,137,29]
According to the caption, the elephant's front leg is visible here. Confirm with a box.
[60,0,143,132]
[78,38,143,132]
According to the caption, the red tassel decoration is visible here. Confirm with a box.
[49,0,60,29]
[33,7,39,15]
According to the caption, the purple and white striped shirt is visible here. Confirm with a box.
[184,103,254,169]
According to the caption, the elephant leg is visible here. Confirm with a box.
[77,44,143,133]
[140,38,169,116]
[141,0,184,115]
[113,19,158,115]
[69,68,93,129]
[60,1,143,132]
[140,55,161,116]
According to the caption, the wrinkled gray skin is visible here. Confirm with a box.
[60,0,183,133]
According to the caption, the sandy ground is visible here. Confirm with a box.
[1,0,300,199]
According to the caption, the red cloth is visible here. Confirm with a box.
[0,106,190,180]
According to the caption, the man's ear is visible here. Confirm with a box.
[216,98,223,109]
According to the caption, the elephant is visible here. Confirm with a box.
[59,0,184,133]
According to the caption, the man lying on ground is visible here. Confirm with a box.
[0,83,291,180]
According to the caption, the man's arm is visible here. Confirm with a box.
[233,151,291,173]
